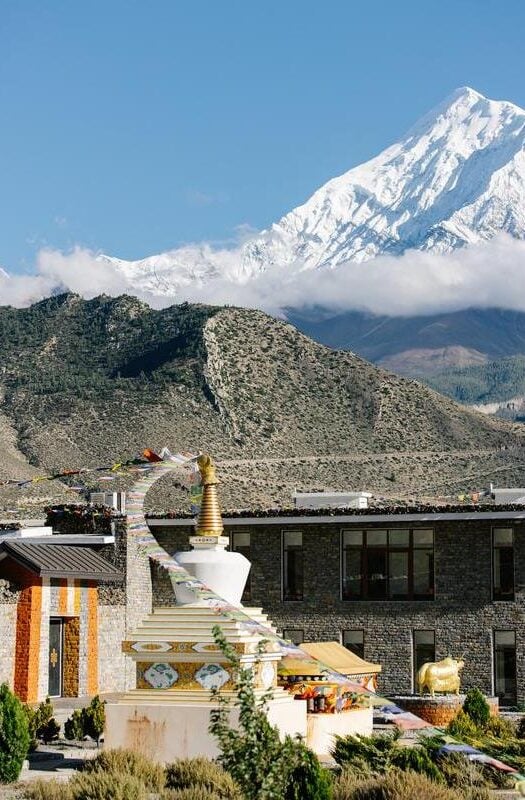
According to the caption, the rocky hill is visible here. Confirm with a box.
[2,293,525,513]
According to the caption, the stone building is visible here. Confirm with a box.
[2,503,525,708]
[147,506,525,707]
[0,510,151,702]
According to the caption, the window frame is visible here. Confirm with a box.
[491,527,515,602]
[340,528,434,602]
[493,629,517,705]
[342,629,365,660]
[282,628,305,645]
[281,529,304,602]
[413,629,436,691]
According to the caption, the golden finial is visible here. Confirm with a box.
[196,454,223,537]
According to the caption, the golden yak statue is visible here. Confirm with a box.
[417,656,464,696]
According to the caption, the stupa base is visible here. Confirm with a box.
[104,691,306,761]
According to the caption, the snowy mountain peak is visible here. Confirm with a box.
[104,87,525,295]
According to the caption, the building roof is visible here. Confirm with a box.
[0,541,122,581]
[301,641,381,675]
[147,507,525,526]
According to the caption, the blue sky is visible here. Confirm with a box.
[2,0,525,273]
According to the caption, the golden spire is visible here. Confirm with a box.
[195,454,224,537]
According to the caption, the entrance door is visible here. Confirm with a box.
[48,618,63,697]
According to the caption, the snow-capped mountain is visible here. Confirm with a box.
[104,87,525,294]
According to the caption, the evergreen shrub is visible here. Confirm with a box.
[0,682,31,783]
[463,689,491,729]
[165,757,241,798]
[284,743,332,800]
[83,748,165,791]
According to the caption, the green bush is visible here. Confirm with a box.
[165,757,240,798]
[64,696,106,743]
[82,696,106,743]
[83,748,165,791]
[64,709,84,741]
[485,715,515,739]
[0,682,31,783]
[22,778,74,800]
[332,768,463,800]
[390,746,444,783]
[447,710,480,739]
[284,743,333,800]
[331,731,400,772]
[70,770,147,800]
[163,789,224,800]
[516,716,525,739]
[436,752,487,789]
[463,690,490,729]
[24,698,60,749]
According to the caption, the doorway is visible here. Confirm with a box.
[48,618,63,697]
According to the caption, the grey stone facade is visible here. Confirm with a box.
[146,515,525,704]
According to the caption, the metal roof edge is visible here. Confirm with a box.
[147,511,525,526]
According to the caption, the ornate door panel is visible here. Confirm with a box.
[48,618,62,697]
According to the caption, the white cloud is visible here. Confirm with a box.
[2,233,525,318]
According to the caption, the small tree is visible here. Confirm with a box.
[463,689,490,729]
[0,683,31,782]
[209,625,308,800]
[83,696,106,744]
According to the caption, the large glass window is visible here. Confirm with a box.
[342,630,365,659]
[413,630,435,687]
[342,529,434,601]
[494,630,516,705]
[493,528,514,601]
[230,531,251,602]
[283,530,303,601]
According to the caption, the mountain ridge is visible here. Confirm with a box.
[2,294,525,513]
[99,86,525,296]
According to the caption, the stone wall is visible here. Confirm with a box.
[147,518,525,703]
[0,579,19,687]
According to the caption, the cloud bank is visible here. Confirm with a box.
[2,233,525,318]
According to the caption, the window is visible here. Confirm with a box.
[342,528,434,600]
[283,530,303,601]
[282,629,304,645]
[494,630,516,705]
[413,630,435,687]
[342,630,365,659]
[230,531,251,602]
[493,528,514,600]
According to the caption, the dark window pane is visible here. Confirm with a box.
[283,629,304,645]
[493,529,514,600]
[494,631,516,704]
[283,531,303,601]
[343,531,363,547]
[389,530,409,547]
[413,548,434,597]
[343,630,364,659]
[343,550,362,599]
[413,529,433,547]
[366,550,387,599]
[367,530,387,546]
[414,630,435,686]
[389,551,408,598]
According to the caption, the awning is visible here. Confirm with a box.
[300,641,381,675]
[0,541,122,582]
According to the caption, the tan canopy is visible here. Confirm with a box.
[301,641,381,676]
